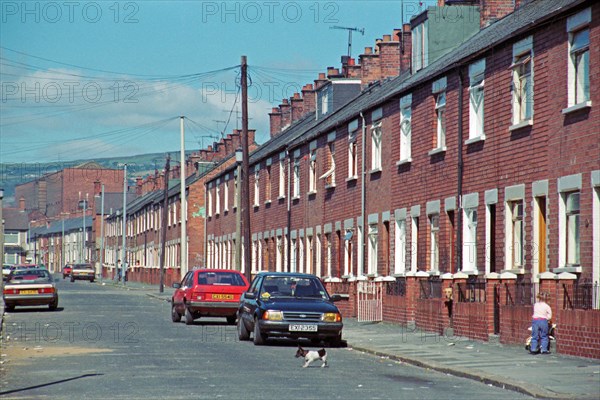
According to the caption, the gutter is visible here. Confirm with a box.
[359,112,366,276]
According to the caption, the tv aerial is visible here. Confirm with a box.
[330,26,365,58]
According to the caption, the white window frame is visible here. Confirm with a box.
[462,208,478,273]
[399,95,412,163]
[320,142,336,187]
[306,234,313,275]
[315,234,322,278]
[394,217,406,275]
[293,159,300,199]
[215,183,221,215]
[291,238,297,273]
[565,8,591,110]
[207,190,212,218]
[429,213,440,272]
[348,119,359,179]
[371,121,382,171]
[505,200,524,270]
[368,223,378,275]
[469,58,485,140]
[309,148,317,193]
[431,77,447,152]
[325,233,332,277]
[344,234,353,276]
[254,170,260,207]
[298,236,304,274]
[224,179,229,212]
[279,156,286,199]
[265,165,272,203]
[276,235,283,272]
[564,192,581,267]
[410,216,418,273]
[511,36,534,127]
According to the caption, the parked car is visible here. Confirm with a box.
[3,268,59,311]
[2,264,15,282]
[62,264,73,279]
[237,272,344,346]
[171,269,249,325]
[70,263,96,282]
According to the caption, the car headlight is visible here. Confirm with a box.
[263,310,283,321]
[322,312,342,322]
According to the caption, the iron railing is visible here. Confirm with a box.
[564,281,600,310]
[505,281,538,306]
[456,280,486,303]
[419,277,442,299]
[385,278,406,297]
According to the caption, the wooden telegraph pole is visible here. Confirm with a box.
[241,56,252,283]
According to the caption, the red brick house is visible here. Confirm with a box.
[205,0,600,358]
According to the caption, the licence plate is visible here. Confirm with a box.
[212,294,234,300]
[19,290,38,295]
[289,324,318,332]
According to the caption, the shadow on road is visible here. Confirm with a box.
[0,373,104,396]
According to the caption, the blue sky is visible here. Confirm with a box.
[1,1,435,164]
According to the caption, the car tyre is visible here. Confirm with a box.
[184,305,195,325]
[5,304,15,312]
[171,303,181,322]
[253,317,266,345]
[328,333,342,347]
[226,316,236,325]
[237,317,250,341]
[90,279,94,283]
[49,300,58,311]
[70,276,74,283]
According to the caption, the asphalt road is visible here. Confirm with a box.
[0,277,530,399]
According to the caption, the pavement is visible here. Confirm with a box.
[3,278,600,399]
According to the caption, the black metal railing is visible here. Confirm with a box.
[386,278,406,297]
[564,281,599,310]
[419,277,442,299]
[505,281,538,306]
[456,280,486,303]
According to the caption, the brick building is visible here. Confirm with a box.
[205,0,600,358]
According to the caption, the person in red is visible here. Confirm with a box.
[530,292,552,354]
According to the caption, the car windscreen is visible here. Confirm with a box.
[260,276,327,299]
[9,269,52,283]
[197,272,246,286]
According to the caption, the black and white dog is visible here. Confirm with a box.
[295,345,328,368]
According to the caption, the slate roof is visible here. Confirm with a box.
[206,0,585,183]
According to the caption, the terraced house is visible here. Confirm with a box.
[204,0,600,359]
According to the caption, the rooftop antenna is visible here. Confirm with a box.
[330,26,365,58]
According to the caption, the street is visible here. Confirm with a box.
[0,276,530,399]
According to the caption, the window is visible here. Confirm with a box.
[291,238,297,272]
[399,95,412,163]
[412,20,428,73]
[293,158,300,198]
[306,235,314,275]
[215,183,220,215]
[566,192,580,266]
[410,216,418,273]
[344,232,353,276]
[233,175,239,209]
[309,148,317,193]
[298,237,304,273]
[507,201,524,269]
[394,217,406,274]
[279,155,286,199]
[511,37,533,126]
[348,119,359,179]
[276,235,283,272]
[265,165,272,202]
[371,122,382,171]
[431,77,446,151]
[315,234,322,277]
[566,8,591,109]
[368,224,378,275]
[463,208,478,272]
[325,233,332,277]
[469,59,485,140]
[207,191,212,218]
[254,170,260,207]
[320,142,335,187]
[429,214,439,271]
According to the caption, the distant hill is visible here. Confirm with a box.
[0,151,195,202]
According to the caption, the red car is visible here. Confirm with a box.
[62,265,73,279]
[171,269,249,325]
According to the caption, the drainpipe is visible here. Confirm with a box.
[286,149,292,271]
[456,67,464,273]
[359,112,367,277]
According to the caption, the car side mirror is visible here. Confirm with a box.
[173,283,181,289]
[244,292,256,300]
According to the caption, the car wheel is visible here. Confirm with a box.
[49,300,58,311]
[237,317,250,341]
[328,333,342,347]
[171,303,181,323]
[90,279,94,283]
[70,277,74,282]
[226,316,236,325]
[184,305,195,325]
[5,304,15,312]
[253,317,266,345]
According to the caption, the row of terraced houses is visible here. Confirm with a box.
[203,0,600,359]
[8,0,599,359]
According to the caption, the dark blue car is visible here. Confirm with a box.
[237,272,344,346]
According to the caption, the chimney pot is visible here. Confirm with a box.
[364,47,372,55]
[383,34,391,42]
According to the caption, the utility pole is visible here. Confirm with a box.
[241,55,252,283]
[180,116,188,277]
[159,156,170,293]
[330,26,365,58]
